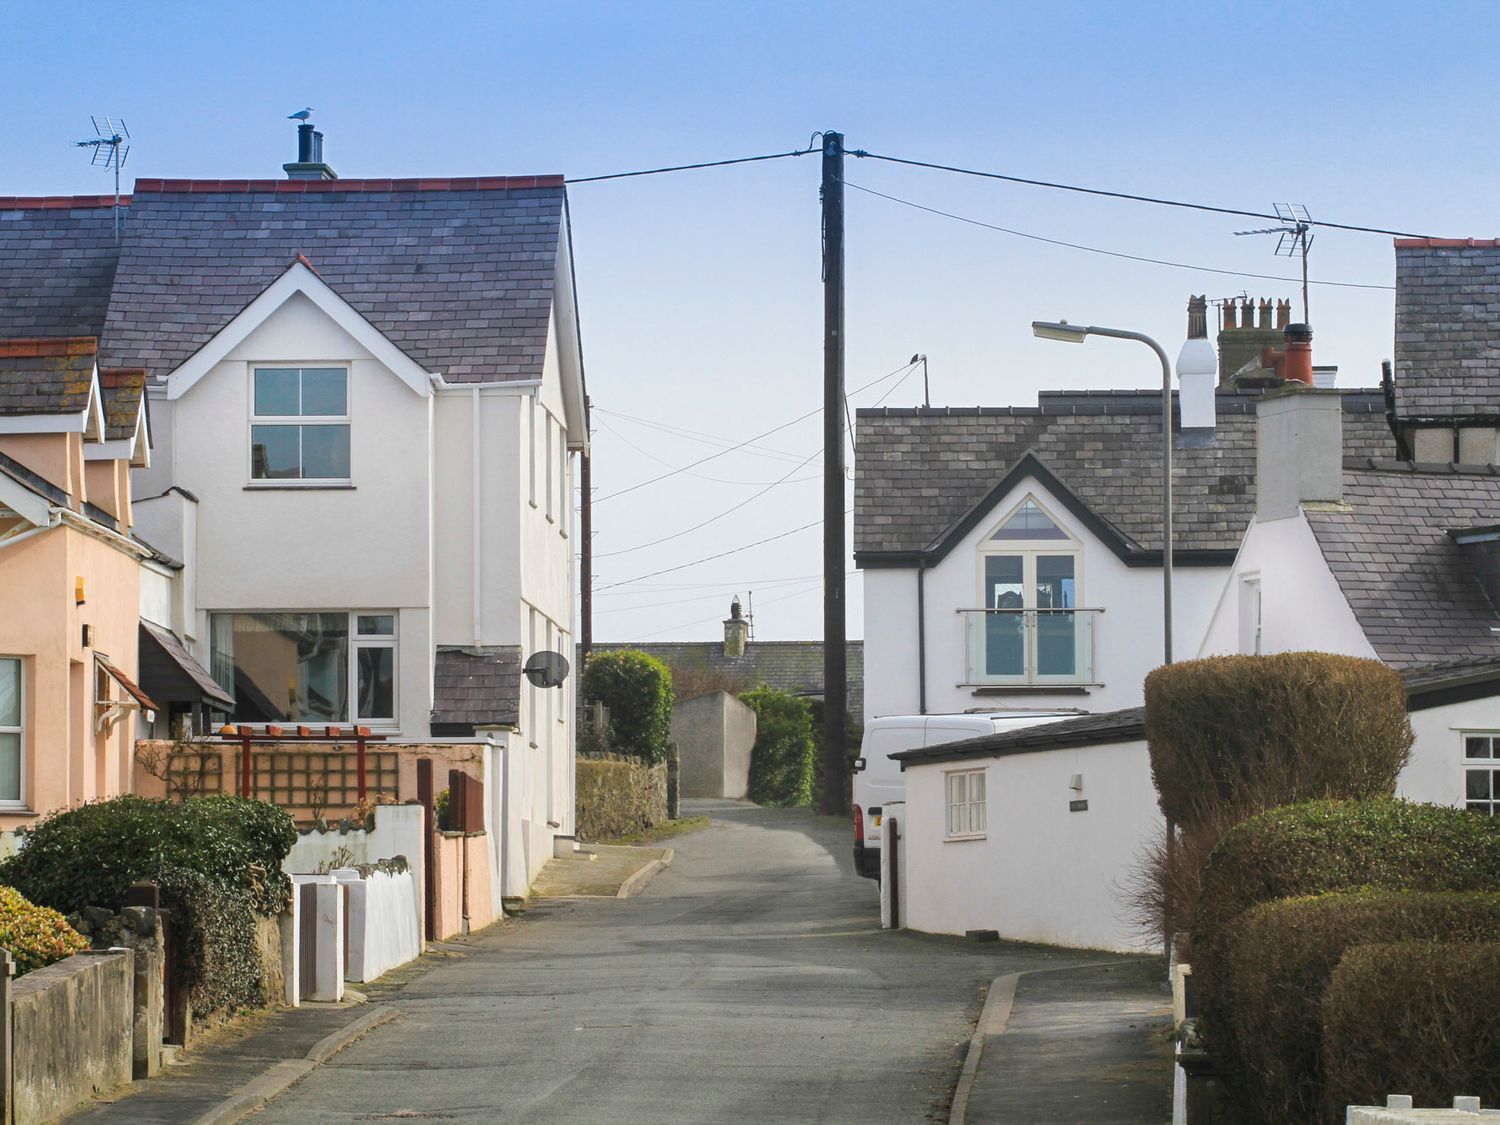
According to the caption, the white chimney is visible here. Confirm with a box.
[1255,387,1344,521]
[1177,296,1218,432]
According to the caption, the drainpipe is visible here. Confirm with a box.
[472,387,483,647]
[0,510,63,551]
[916,558,928,715]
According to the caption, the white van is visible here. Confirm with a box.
[851,711,1076,880]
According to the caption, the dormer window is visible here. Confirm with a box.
[250,366,350,482]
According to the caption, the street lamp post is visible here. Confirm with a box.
[1032,320,1175,665]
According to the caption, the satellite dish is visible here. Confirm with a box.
[523,650,571,689]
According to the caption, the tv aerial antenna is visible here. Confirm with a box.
[1234,203,1313,323]
[74,116,130,242]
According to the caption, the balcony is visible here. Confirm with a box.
[959,607,1102,687]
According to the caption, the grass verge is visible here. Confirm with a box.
[602,816,709,847]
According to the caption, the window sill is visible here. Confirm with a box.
[944,833,987,843]
[244,484,356,492]
[965,683,1097,695]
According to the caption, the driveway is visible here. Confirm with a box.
[254,800,1105,1123]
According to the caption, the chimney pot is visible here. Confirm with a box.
[1282,323,1314,385]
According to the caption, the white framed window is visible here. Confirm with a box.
[544,412,556,523]
[528,607,540,747]
[1463,733,1500,815]
[946,768,986,838]
[0,658,23,807]
[527,397,538,508]
[249,366,350,482]
[209,611,396,725]
[558,426,569,538]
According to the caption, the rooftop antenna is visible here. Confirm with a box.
[1233,203,1313,323]
[74,116,130,242]
[911,353,929,407]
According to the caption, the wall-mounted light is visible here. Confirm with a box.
[75,576,86,606]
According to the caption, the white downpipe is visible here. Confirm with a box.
[472,386,482,648]
[0,510,62,551]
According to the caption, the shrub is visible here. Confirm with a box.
[809,699,861,812]
[155,868,268,1018]
[1323,942,1500,1120]
[0,795,297,918]
[1145,653,1412,829]
[0,886,87,975]
[1216,891,1500,1124]
[742,686,816,807]
[582,650,674,764]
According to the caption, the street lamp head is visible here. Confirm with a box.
[1032,320,1090,344]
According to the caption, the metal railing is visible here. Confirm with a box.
[958,607,1103,685]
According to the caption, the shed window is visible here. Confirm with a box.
[946,768,986,837]
[1464,734,1500,816]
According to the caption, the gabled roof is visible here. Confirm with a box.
[0,197,123,339]
[430,646,521,734]
[1393,239,1500,417]
[1305,459,1500,668]
[102,178,566,385]
[855,389,1393,565]
[98,369,146,441]
[0,337,98,417]
[140,622,234,709]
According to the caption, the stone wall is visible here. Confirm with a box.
[12,950,134,1122]
[575,756,667,842]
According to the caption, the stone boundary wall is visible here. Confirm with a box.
[13,949,134,1122]
[575,755,667,842]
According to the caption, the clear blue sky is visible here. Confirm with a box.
[6,2,1497,641]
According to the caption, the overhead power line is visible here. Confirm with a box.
[847,182,1395,291]
[567,146,818,185]
[849,149,1432,239]
[596,418,820,486]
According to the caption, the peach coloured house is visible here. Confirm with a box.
[0,335,155,828]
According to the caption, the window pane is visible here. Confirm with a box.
[301,425,350,479]
[254,368,300,416]
[1467,736,1492,760]
[251,425,300,479]
[357,615,395,636]
[357,646,395,720]
[1035,555,1076,609]
[212,613,349,723]
[0,733,18,802]
[1467,770,1491,801]
[993,500,1068,540]
[300,369,347,416]
[985,555,1025,607]
[0,659,18,727]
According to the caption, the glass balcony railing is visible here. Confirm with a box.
[960,608,1101,686]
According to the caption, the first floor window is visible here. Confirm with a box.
[250,367,350,481]
[0,659,21,804]
[946,768,986,837]
[210,612,396,725]
[1464,734,1500,815]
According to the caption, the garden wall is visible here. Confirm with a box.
[575,756,667,842]
[12,949,134,1123]
[334,865,422,982]
[431,831,496,940]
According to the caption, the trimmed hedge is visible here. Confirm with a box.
[742,686,816,807]
[582,650,675,764]
[0,886,88,976]
[1323,942,1500,1120]
[1144,653,1412,828]
[156,869,268,1018]
[0,795,296,917]
[1218,891,1500,1124]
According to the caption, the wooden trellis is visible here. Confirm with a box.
[217,724,391,806]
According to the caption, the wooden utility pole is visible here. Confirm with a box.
[580,395,593,668]
[821,131,848,816]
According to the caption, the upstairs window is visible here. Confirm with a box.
[250,367,350,482]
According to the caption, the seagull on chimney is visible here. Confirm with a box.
[287,108,314,121]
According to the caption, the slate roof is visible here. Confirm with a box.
[0,197,122,339]
[431,645,522,733]
[100,178,565,384]
[890,707,1145,767]
[0,338,97,416]
[140,622,234,709]
[98,369,146,441]
[1305,459,1500,668]
[855,390,1394,562]
[585,640,865,719]
[0,448,67,505]
[1393,239,1500,416]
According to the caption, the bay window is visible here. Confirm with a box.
[210,612,396,725]
[250,367,350,482]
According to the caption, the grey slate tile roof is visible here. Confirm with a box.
[585,640,865,720]
[0,199,121,339]
[0,448,67,506]
[100,180,564,384]
[99,368,146,440]
[1394,240,1500,416]
[0,339,97,416]
[890,706,1145,766]
[1305,459,1500,668]
[140,622,235,709]
[855,389,1394,560]
[431,645,521,732]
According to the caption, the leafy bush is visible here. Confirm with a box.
[1323,942,1500,1120]
[0,885,87,975]
[742,686,816,807]
[1217,890,1500,1124]
[0,795,297,918]
[809,698,861,812]
[155,869,268,1018]
[582,650,674,764]
[1145,653,1412,828]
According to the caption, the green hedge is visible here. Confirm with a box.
[1218,891,1500,1124]
[1144,653,1411,828]
[1323,942,1500,1120]
[742,686,816,807]
[582,650,675,764]
[0,886,88,976]
[156,869,269,1017]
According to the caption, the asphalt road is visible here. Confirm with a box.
[257,800,1101,1124]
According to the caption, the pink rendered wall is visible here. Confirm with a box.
[431,830,495,941]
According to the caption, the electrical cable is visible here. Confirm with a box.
[846,183,1394,291]
[849,149,1432,238]
[595,512,851,592]
[626,576,849,641]
[593,574,833,614]
[593,407,812,464]
[592,572,823,595]
[595,418,820,487]
[567,146,818,185]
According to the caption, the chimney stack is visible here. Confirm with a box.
[1255,385,1344,521]
[1217,297,1294,387]
[284,119,338,180]
[723,597,749,658]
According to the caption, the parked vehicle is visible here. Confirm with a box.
[851,711,1076,880]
